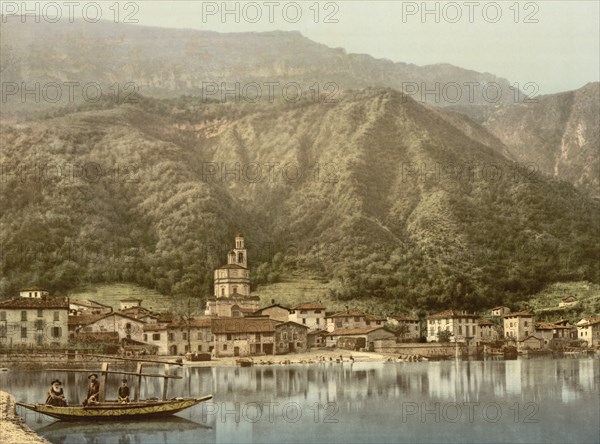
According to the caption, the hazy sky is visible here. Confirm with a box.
[28,1,600,94]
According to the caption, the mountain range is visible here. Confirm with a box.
[0,19,598,310]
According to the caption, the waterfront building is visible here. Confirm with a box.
[211,316,275,357]
[577,318,600,347]
[426,310,479,343]
[274,321,309,354]
[254,302,292,322]
[388,316,420,341]
[503,311,534,341]
[326,309,385,333]
[0,289,69,348]
[325,326,396,350]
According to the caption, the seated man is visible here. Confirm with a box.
[46,379,67,406]
[117,379,130,403]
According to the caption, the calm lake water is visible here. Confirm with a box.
[1,357,598,444]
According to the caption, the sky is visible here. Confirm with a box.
[15,1,600,94]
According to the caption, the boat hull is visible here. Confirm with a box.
[17,396,212,421]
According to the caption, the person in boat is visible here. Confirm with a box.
[45,379,67,406]
[83,373,100,406]
[117,379,130,403]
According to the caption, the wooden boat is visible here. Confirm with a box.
[16,354,212,421]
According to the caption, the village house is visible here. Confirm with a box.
[69,312,146,343]
[326,309,386,333]
[166,318,213,355]
[503,312,534,341]
[535,322,573,348]
[0,290,69,348]
[119,298,143,310]
[558,296,578,308]
[211,317,275,357]
[518,335,543,351]
[289,302,327,331]
[143,323,169,355]
[426,310,479,343]
[274,321,309,354]
[205,234,260,317]
[325,326,396,351]
[253,301,291,323]
[577,318,600,347]
[388,316,420,341]
[476,319,500,343]
[490,306,511,317]
[69,299,113,316]
[307,329,328,348]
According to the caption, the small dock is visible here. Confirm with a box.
[0,391,48,444]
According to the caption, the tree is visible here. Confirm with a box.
[437,330,453,343]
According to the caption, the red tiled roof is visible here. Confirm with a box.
[477,319,495,326]
[70,299,112,309]
[293,302,326,310]
[211,317,275,334]
[427,310,478,320]
[0,297,69,309]
[68,312,146,326]
[144,323,169,332]
[327,326,394,336]
[20,287,48,292]
[255,304,292,313]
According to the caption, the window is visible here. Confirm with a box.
[283,332,288,340]
[38,309,43,318]
[366,320,371,326]
[168,333,174,341]
[300,310,307,314]
[0,311,5,321]
[183,332,188,340]
[152,333,161,341]
[197,332,202,340]
[21,311,27,321]
[227,334,232,340]
[198,345,202,352]
[21,327,27,339]
[52,327,61,338]
[185,345,190,352]
[223,344,227,351]
[221,288,225,296]
[316,318,320,325]
[524,321,528,327]
[354,317,360,322]
[314,310,321,314]
[458,326,462,335]
[292,332,297,340]
[302,318,306,324]
[0,324,7,338]
[35,320,44,330]
[53,311,60,321]
[144,334,147,341]
[255,333,260,340]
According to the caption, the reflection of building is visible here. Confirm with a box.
[205,234,259,317]
[426,310,478,343]
[503,312,533,341]
[0,290,69,347]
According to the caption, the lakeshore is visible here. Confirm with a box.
[0,391,48,444]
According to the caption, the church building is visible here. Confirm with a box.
[204,234,259,317]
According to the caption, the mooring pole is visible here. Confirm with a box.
[98,362,108,402]
[162,364,169,401]
[134,362,143,401]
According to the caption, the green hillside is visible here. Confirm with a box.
[0,91,598,312]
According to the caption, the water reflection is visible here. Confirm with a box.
[1,357,598,444]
